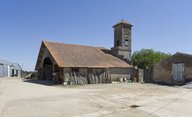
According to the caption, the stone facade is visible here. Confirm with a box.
[35,19,135,84]
[37,46,138,84]
[151,53,192,85]
[111,19,133,62]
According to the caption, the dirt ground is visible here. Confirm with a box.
[0,78,192,117]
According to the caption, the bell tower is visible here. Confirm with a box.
[111,19,133,62]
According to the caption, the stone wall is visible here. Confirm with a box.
[63,67,137,84]
[152,53,192,85]
[184,63,192,82]
[109,68,137,81]
[152,63,172,84]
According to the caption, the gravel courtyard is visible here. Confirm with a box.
[0,78,192,117]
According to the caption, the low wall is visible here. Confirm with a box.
[63,67,138,83]
[110,68,138,81]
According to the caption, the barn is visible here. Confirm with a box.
[152,52,192,85]
[0,60,22,78]
[35,19,138,84]
[35,41,136,84]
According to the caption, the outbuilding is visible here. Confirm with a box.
[0,60,22,78]
[152,52,192,85]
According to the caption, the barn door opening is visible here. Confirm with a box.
[42,57,53,80]
[12,69,14,77]
[0,64,3,77]
[16,70,18,77]
[172,63,184,85]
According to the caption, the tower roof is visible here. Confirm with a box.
[113,19,133,28]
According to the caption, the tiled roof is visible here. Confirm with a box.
[35,41,132,69]
[113,19,133,27]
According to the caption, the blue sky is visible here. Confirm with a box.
[0,0,192,71]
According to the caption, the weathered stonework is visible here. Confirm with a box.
[111,19,133,62]
[35,20,135,84]
[152,53,192,85]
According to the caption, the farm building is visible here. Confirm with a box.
[152,52,192,85]
[0,60,22,78]
[35,19,137,84]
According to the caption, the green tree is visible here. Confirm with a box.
[132,49,171,69]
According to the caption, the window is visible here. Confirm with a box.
[124,29,130,34]
[124,30,128,34]
[116,40,120,46]
[16,70,18,76]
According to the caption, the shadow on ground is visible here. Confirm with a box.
[23,79,55,86]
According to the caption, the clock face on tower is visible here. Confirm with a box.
[123,34,129,47]
[125,40,128,46]
[124,28,130,47]
[112,19,132,61]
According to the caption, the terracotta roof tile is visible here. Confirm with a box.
[35,41,132,69]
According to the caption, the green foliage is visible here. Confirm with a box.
[132,49,171,69]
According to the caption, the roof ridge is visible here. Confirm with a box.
[175,52,192,56]
[43,40,107,49]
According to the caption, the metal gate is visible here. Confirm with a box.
[172,63,184,85]
[0,64,4,77]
